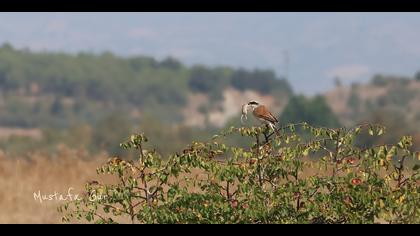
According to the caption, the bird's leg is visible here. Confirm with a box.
[268,122,280,136]
[255,132,260,153]
[264,124,269,143]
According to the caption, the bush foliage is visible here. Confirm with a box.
[59,122,420,224]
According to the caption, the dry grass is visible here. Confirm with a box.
[0,145,109,224]
[0,147,213,224]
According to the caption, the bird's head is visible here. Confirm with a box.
[241,100,260,124]
[247,100,259,109]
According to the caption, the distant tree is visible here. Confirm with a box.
[347,91,361,112]
[0,42,13,51]
[334,77,342,87]
[129,56,158,71]
[371,74,388,87]
[310,96,341,127]
[280,95,341,127]
[230,69,292,95]
[92,114,132,155]
[160,57,182,70]
[375,85,414,108]
[188,66,216,93]
[50,97,64,116]
[188,65,227,100]
[371,74,410,87]
[230,69,274,93]
[0,70,6,89]
[32,101,42,114]
[230,69,252,91]
[415,71,420,81]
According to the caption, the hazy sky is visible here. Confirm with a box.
[1,12,420,94]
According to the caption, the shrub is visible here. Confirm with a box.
[59,123,420,224]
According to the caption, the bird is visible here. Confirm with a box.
[241,100,280,136]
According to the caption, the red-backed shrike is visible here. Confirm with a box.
[241,100,280,136]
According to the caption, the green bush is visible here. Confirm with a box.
[60,123,419,224]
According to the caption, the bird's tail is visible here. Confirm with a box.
[269,123,280,136]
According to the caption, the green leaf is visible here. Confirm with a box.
[290,124,295,132]
[86,213,92,222]
[302,148,309,157]
[368,127,374,136]
[413,164,420,171]
[103,205,110,213]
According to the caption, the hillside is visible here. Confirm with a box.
[0,44,293,154]
[2,43,420,155]
[325,75,420,129]
[0,43,292,129]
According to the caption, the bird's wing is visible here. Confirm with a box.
[253,105,278,123]
[268,111,279,123]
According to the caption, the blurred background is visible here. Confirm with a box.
[1,12,420,223]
